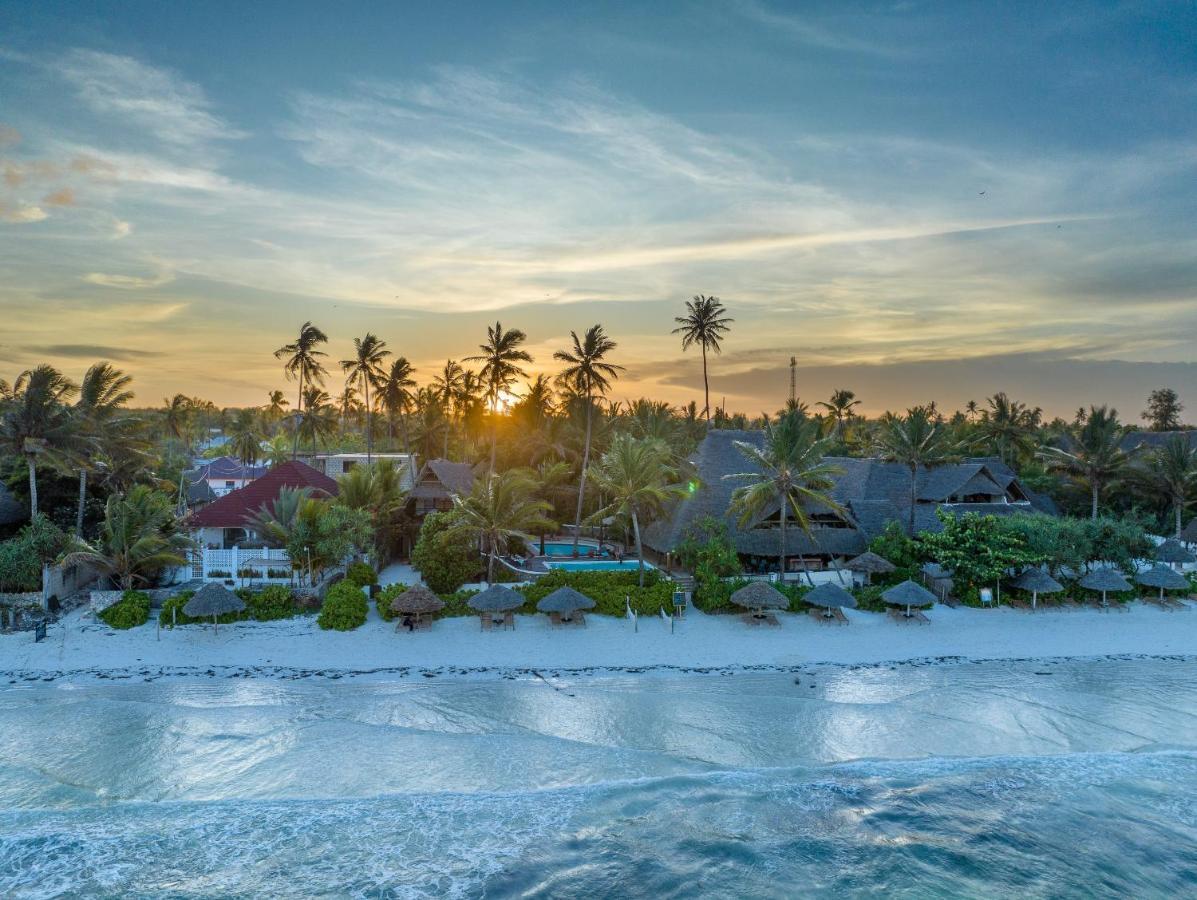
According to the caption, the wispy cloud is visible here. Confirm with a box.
[82,271,175,289]
[33,343,164,360]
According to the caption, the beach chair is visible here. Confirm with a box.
[503,611,515,630]
[574,610,586,628]
[1006,596,1032,612]
[911,610,931,625]
[763,613,780,627]
[480,614,493,631]
[741,613,765,626]
[809,608,833,626]
[830,607,849,626]
[549,611,562,627]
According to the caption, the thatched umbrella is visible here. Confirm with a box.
[804,583,857,619]
[1181,518,1197,547]
[730,581,789,616]
[1155,539,1196,568]
[881,580,937,617]
[844,551,896,585]
[1136,563,1190,603]
[390,584,445,629]
[536,586,596,615]
[1008,567,1064,611]
[468,584,525,613]
[184,583,245,634]
[1077,567,1132,609]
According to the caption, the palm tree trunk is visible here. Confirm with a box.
[1176,496,1183,538]
[631,508,645,588]
[702,342,710,422]
[364,382,372,464]
[291,370,304,460]
[489,418,498,476]
[442,412,451,460]
[76,468,87,536]
[778,497,787,583]
[908,463,918,535]
[1090,481,1099,519]
[487,547,496,584]
[26,455,38,519]
[400,408,412,457]
[572,388,593,555]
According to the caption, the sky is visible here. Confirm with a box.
[1,0,1196,419]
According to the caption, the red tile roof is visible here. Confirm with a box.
[186,461,338,529]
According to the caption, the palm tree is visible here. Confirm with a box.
[432,360,464,459]
[672,294,733,422]
[227,408,263,468]
[162,393,193,447]
[725,413,844,581]
[297,387,337,451]
[73,363,134,536]
[815,389,861,438]
[1040,405,1129,519]
[246,486,315,548]
[413,387,449,461]
[451,471,553,584]
[341,333,391,462]
[0,365,77,518]
[274,321,329,459]
[875,406,957,535]
[265,390,289,424]
[587,434,685,586]
[465,321,533,474]
[975,392,1041,467]
[336,461,408,559]
[554,325,624,555]
[64,486,194,590]
[377,357,417,454]
[1127,435,1197,536]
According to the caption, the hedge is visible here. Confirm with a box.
[515,569,675,618]
[99,590,151,629]
[318,581,368,630]
[345,561,378,588]
[159,585,304,628]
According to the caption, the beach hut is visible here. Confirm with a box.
[1007,567,1064,611]
[183,583,246,634]
[805,582,856,625]
[1135,564,1190,609]
[1155,539,1196,569]
[1077,567,1132,610]
[389,584,445,631]
[881,580,936,623]
[468,584,524,630]
[536,586,595,626]
[730,581,788,626]
[844,552,896,586]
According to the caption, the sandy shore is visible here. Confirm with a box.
[3,601,1196,685]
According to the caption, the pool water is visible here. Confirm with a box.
[540,541,609,558]
[548,559,652,571]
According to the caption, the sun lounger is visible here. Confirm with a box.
[574,610,586,628]
[503,611,515,630]
[480,614,492,631]
[1006,596,1032,612]
[549,611,562,627]
[888,608,929,625]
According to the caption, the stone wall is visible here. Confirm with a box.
[0,593,46,632]
[89,588,178,614]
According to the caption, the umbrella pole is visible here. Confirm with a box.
[214,613,218,635]
[1032,591,1037,611]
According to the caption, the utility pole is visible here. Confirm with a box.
[789,356,796,404]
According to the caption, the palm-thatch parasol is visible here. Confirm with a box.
[881,580,937,617]
[1008,567,1063,611]
[730,581,789,614]
[390,584,445,628]
[804,583,856,619]
[1135,563,1190,603]
[183,583,246,634]
[536,586,596,614]
[844,551,896,585]
[1181,518,1197,547]
[1155,539,1196,567]
[468,584,525,613]
[1077,567,1132,609]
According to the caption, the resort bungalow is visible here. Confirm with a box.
[643,429,1055,578]
[305,452,417,488]
[407,459,476,520]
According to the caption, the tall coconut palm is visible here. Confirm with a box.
[554,325,624,556]
[413,387,449,462]
[875,405,958,535]
[588,435,684,586]
[0,365,77,518]
[64,486,194,590]
[432,360,464,459]
[1040,405,1128,519]
[451,471,553,584]
[274,321,329,459]
[73,363,134,536]
[1127,435,1197,536]
[265,390,289,424]
[297,387,337,451]
[725,413,844,582]
[162,393,193,447]
[672,294,733,422]
[465,321,533,474]
[341,333,391,462]
[377,357,417,455]
[227,408,263,468]
[975,392,1041,467]
[815,389,861,439]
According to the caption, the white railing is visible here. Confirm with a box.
[195,547,293,582]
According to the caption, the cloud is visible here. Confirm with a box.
[42,187,74,206]
[0,203,47,222]
[32,343,164,360]
[82,271,175,289]
[111,218,132,239]
[730,0,905,57]
[56,49,244,150]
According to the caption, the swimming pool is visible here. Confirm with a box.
[540,541,609,558]
[547,559,652,571]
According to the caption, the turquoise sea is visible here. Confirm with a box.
[2,658,1196,898]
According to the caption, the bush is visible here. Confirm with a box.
[245,584,299,621]
[206,569,230,579]
[517,568,674,617]
[99,590,150,629]
[159,591,198,627]
[375,582,406,621]
[345,561,378,587]
[411,511,480,594]
[318,581,368,630]
[675,516,743,611]
[236,568,263,579]
[0,516,69,592]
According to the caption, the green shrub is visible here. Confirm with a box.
[345,561,377,587]
[99,590,150,629]
[0,516,69,592]
[411,511,480,594]
[246,584,299,621]
[318,581,368,630]
[375,582,407,621]
[159,591,199,627]
[516,568,674,617]
[675,516,743,611]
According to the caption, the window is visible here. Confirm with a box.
[225,481,235,489]
[342,460,357,472]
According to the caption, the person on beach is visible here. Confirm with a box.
[401,615,414,633]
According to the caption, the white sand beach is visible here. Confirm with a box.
[3,602,1196,683]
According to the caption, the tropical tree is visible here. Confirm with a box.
[336,461,408,559]
[815,389,861,438]
[974,392,1041,467]
[297,387,338,451]
[588,434,685,586]
[412,387,449,461]
[162,393,193,447]
[554,324,624,555]
[724,413,844,582]
[672,294,733,422]
[227,408,263,468]
[246,486,314,547]
[1040,405,1129,519]
[377,357,416,454]
[274,321,329,458]
[265,390,289,423]
[465,321,533,474]
[0,365,77,518]
[73,362,134,536]
[431,359,464,459]
[1126,435,1197,536]
[875,405,958,534]
[1142,388,1184,432]
[450,471,553,583]
[64,486,194,590]
[341,333,391,462]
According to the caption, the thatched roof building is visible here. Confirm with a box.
[536,587,596,614]
[389,585,445,615]
[468,585,525,612]
[729,582,789,610]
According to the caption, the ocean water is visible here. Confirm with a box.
[2,659,1197,898]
